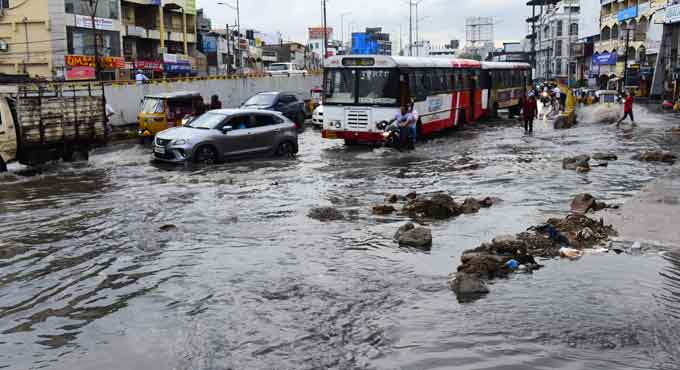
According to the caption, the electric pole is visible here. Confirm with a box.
[322,0,328,64]
[88,0,100,80]
[623,25,632,93]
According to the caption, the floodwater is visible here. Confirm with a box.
[1,107,679,370]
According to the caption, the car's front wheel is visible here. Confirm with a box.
[275,141,296,158]
[194,145,218,165]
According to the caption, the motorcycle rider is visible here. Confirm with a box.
[393,104,415,150]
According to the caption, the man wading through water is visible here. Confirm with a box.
[617,92,635,127]
[522,93,538,133]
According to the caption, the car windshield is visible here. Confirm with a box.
[186,112,227,129]
[268,64,288,71]
[243,93,277,106]
[141,98,164,113]
[324,68,400,105]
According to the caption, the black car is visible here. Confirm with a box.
[241,91,306,129]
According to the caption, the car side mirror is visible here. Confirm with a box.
[222,125,233,134]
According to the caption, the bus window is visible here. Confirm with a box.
[357,69,400,105]
[324,69,356,104]
[462,70,471,90]
[430,70,442,92]
[445,70,453,91]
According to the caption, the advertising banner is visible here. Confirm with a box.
[666,4,680,24]
[134,60,163,71]
[65,55,124,69]
[618,6,638,22]
[202,35,217,53]
[308,27,333,40]
[162,0,196,15]
[592,52,618,66]
[66,66,95,80]
[74,14,115,31]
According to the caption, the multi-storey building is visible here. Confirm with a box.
[0,0,198,80]
[595,0,667,90]
[526,0,581,81]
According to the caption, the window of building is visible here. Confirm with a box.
[556,21,563,37]
[65,0,119,19]
[601,26,611,41]
[67,27,121,56]
[611,24,619,39]
[555,40,562,57]
[570,23,578,36]
[555,61,562,75]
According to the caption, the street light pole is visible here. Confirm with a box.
[340,12,351,54]
[409,1,413,56]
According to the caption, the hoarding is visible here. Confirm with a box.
[308,27,333,40]
[618,7,638,22]
[74,14,115,31]
[66,66,95,80]
[592,52,617,65]
[666,4,680,24]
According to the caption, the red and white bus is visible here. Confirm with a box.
[321,55,530,144]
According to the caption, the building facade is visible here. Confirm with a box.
[595,0,667,91]
[0,0,198,80]
[526,0,581,82]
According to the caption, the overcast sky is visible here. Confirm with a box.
[197,0,600,47]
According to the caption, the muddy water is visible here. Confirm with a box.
[1,108,679,370]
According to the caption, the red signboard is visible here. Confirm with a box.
[65,55,124,69]
[134,60,163,71]
[66,66,96,80]
[308,27,333,40]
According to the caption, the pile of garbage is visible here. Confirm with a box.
[449,212,618,297]
[569,193,617,214]
[381,192,499,220]
[632,150,677,164]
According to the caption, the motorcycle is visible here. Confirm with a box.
[540,91,551,105]
[376,119,414,151]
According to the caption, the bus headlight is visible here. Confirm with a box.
[331,120,341,128]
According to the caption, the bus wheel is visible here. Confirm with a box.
[456,109,466,130]
[0,155,7,173]
[492,103,500,118]
[416,121,423,141]
[344,139,360,146]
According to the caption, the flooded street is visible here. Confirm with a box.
[1,108,680,370]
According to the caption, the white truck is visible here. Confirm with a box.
[0,82,107,172]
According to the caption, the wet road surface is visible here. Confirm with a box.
[1,106,680,370]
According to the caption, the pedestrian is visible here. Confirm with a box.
[210,94,222,110]
[522,93,538,133]
[135,70,149,84]
[617,92,635,127]
[407,102,419,149]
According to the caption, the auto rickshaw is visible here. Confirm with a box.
[307,87,323,115]
[138,91,204,142]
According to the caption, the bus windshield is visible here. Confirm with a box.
[324,68,400,105]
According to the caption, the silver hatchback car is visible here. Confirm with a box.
[152,109,298,164]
